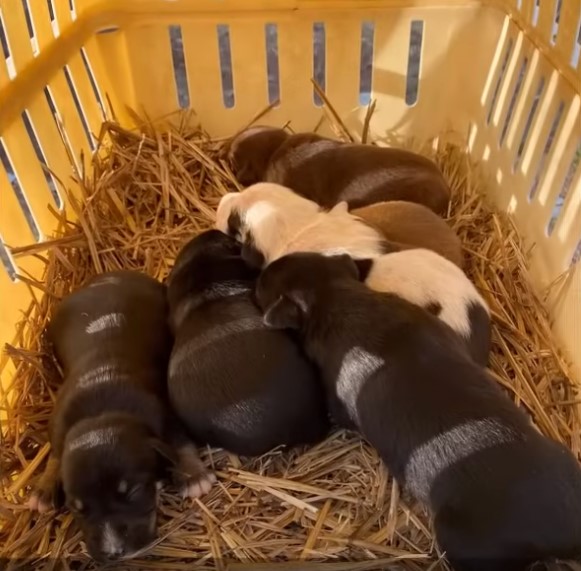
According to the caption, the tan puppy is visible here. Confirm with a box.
[352,201,464,268]
[227,127,451,214]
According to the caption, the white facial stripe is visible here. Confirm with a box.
[77,364,128,389]
[405,419,518,503]
[337,347,385,422]
[245,201,277,228]
[86,313,125,334]
[169,316,264,376]
[283,140,338,169]
[89,276,122,288]
[102,522,124,557]
[67,427,120,453]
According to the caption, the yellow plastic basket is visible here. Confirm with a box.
[0,0,579,390]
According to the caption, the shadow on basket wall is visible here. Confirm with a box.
[0,0,579,388]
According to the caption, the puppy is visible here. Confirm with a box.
[29,271,215,562]
[228,127,451,213]
[356,250,491,366]
[216,183,392,268]
[217,183,490,365]
[166,230,329,457]
[352,201,464,268]
[255,253,581,571]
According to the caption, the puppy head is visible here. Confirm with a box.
[61,417,169,562]
[216,183,321,268]
[227,126,290,186]
[256,253,360,330]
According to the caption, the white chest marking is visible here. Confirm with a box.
[404,418,518,503]
[86,312,125,334]
[101,522,124,557]
[336,347,385,422]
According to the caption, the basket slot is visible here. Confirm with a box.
[124,25,179,122]
[359,21,374,107]
[527,95,565,200]
[555,0,581,68]
[513,74,546,172]
[45,0,59,37]
[571,14,581,67]
[63,64,95,151]
[312,22,325,106]
[0,143,41,244]
[265,23,280,106]
[26,0,56,53]
[533,96,579,209]
[490,29,524,130]
[20,0,39,56]
[485,34,514,125]
[23,91,75,206]
[546,137,580,237]
[0,239,17,282]
[571,237,581,265]
[217,24,235,109]
[0,7,16,81]
[499,46,536,149]
[531,0,541,27]
[0,120,67,238]
[169,25,189,110]
[52,0,73,37]
[79,48,107,121]
[536,0,559,45]
[21,110,62,209]
[405,20,423,107]
[0,1,35,76]
[44,75,93,177]
[324,20,361,119]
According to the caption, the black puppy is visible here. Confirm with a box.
[29,271,215,562]
[256,253,581,571]
[166,230,329,456]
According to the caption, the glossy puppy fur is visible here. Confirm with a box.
[29,271,215,562]
[255,254,581,571]
[352,201,464,268]
[166,230,329,457]
[228,126,451,213]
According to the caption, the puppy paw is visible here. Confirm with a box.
[28,487,56,514]
[180,471,217,500]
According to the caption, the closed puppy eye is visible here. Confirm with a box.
[67,498,85,514]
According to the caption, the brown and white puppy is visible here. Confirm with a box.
[227,126,451,213]
[28,271,215,562]
[166,230,329,457]
[215,183,392,268]
[356,250,491,366]
[255,253,581,571]
[352,201,464,268]
[216,183,490,365]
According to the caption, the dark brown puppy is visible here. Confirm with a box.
[255,253,581,571]
[352,201,464,268]
[29,271,215,562]
[166,230,329,457]
[228,127,451,213]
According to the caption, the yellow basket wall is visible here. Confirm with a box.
[0,0,579,387]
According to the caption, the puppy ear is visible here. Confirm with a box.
[351,258,374,281]
[329,201,349,215]
[263,295,303,330]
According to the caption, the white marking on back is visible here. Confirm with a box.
[77,364,128,389]
[364,249,489,337]
[102,522,124,557]
[169,316,264,377]
[336,347,385,422]
[67,427,120,453]
[405,418,518,503]
[86,313,125,334]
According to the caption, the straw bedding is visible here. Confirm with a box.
[0,105,580,571]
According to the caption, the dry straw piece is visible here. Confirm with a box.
[1,105,580,571]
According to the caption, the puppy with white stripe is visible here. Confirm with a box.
[29,271,215,562]
[166,230,329,456]
[227,127,451,213]
[255,253,581,571]
[216,183,491,365]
